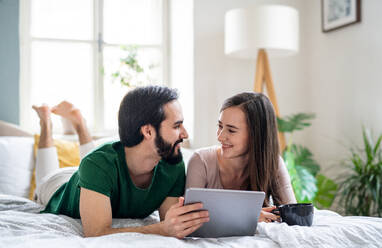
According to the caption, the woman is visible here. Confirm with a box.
[186,92,296,222]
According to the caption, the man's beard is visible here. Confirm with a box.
[155,132,183,165]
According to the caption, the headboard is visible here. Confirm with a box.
[0,120,32,137]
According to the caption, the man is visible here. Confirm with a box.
[33,86,209,238]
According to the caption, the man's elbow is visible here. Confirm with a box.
[83,227,110,237]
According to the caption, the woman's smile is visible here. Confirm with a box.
[221,143,233,150]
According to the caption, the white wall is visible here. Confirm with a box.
[169,0,195,142]
[171,0,382,181]
[304,0,382,177]
[192,0,307,148]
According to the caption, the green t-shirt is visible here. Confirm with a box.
[42,141,186,218]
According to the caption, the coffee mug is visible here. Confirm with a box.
[273,203,314,226]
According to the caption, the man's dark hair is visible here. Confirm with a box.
[118,85,179,147]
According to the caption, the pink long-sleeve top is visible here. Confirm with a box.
[185,146,297,205]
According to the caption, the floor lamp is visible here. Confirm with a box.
[224,5,299,151]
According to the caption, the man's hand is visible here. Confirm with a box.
[80,190,208,238]
[159,197,209,239]
[259,206,280,223]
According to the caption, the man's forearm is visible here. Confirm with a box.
[84,222,167,237]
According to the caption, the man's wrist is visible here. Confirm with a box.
[155,221,168,236]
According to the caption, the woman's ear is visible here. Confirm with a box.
[140,124,154,140]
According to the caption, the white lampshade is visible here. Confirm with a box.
[225,5,299,59]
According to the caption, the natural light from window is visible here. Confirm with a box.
[20,0,165,135]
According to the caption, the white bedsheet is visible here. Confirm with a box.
[1,194,382,248]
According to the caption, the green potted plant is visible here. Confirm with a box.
[278,113,338,208]
[111,45,156,87]
[338,128,382,216]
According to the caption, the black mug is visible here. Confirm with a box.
[273,203,314,226]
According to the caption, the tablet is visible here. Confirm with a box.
[184,188,265,238]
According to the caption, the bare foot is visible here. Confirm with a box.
[51,101,85,130]
[32,104,52,127]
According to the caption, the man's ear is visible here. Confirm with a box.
[140,124,155,140]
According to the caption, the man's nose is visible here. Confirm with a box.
[180,125,189,139]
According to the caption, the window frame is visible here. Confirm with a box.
[19,0,169,133]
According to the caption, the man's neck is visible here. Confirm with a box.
[124,144,160,188]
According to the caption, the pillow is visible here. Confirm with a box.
[28,135,80,200]
[0,136,35,198]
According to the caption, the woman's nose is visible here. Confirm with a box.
[217,129,226,142]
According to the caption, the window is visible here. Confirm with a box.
[20,0,167,134]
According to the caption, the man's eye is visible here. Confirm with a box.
[228,129,236,133]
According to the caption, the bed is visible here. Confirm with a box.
[1,194,382,247]
[1,121,382,247]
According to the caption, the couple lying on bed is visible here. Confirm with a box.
[32,85,296,238]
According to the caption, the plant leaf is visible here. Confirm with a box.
[313,174,338,209]
[337,126,382,216]
[295,165,317,202]
[277,113,315,133]
[290,144,320,176]
[111,45,151,88]
[373,134,382,157]
[284,150,317,203]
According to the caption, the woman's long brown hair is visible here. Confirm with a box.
[220,92,282,206]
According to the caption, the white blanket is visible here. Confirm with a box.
[258,210,382,247]
[1,194,382,248]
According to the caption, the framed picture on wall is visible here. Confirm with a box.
[322,0,361,32]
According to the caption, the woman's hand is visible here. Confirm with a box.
[259,206,280,223]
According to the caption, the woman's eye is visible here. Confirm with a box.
[228,129,236,133]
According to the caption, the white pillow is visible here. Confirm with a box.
[0,137,34,198]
